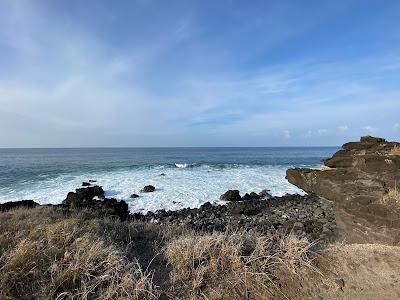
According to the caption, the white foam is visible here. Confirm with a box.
[0,165,304,213]
[175,163,189,168]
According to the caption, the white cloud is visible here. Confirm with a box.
[0,1,400,147]
[362,125,377,134]
[283,130,291,139]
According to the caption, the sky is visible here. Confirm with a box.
[0,0,399,147]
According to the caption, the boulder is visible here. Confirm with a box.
[259,189,273,199]
[242,193,253,201]
[63,185,105,207]
[242,192,261,201]
[89,180,97,183]
[201,202,213,210]
[159,173,166,176]
[130,194,139,198]
[140,185,155,193]
[82,182,91,186]
[220,190,241,202]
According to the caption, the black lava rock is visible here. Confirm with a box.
[220,190,241,202]
[140,185,155,193]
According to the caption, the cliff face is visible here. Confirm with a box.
[286,136,400,245]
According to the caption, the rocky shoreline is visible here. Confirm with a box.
[0,183,337,242]
[2,135,398,245]
[141,193,337,241]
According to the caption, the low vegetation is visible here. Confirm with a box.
[390,145,400,156]
[0,206,325,300]
[380,184,400,208]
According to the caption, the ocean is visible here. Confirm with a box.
[0,147,337,212]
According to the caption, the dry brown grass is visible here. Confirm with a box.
[390,145,400,155]
[380,183,400,207]
[165,231,317,299]
[0,208,160,300]
[0,206,321,300]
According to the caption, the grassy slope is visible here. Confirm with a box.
[0,206,399,300]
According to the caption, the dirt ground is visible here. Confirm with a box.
[286,243,400,300]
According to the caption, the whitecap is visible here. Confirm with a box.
[175,163,189,168]
[0,164,306,213]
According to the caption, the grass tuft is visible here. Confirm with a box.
[390,145,400,155]
[165,231,317,299]
[380,183,400,208]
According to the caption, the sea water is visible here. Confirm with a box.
[0,147,337,212]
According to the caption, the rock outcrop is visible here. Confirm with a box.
[62,186,129,221]
[0,200,40,212]
[220,190,241,202]
[140,185,155,193]
[286,136,400,244]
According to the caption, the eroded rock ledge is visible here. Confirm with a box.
[286,136,400,244]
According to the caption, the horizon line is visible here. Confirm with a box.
[0,145,340,150]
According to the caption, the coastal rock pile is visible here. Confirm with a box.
[62,185,129,221]
[286,136,400,244]
[140,193,337,241]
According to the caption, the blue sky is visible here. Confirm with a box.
[0,0,399,147]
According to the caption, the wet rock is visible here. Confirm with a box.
[259,189,273,199]
[242,192,261,200]
[201,202,213,209]
[61,186,128,221]
[141,185,155,193]
[242,193,253,201]
[82,182,91,186]
[0,200,40,212]
[130,194,139,198]
[63,185,105,207]
[89,180,97,183]
[220,190,241,202]
[159,173,166,176]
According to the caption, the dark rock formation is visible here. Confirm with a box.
[286,136,400,244]
[82,182,91,186]
[130,194,140,198]
[62,186,128,221]
[63,186,105,207]
[242,192,261,200]
[159,173,166,176]
[259,189,272,199]
[141,194,337,242]
[89,179,97,183]
[141,185,155,193]
[220,190,241,202]
[0,200,40,212]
